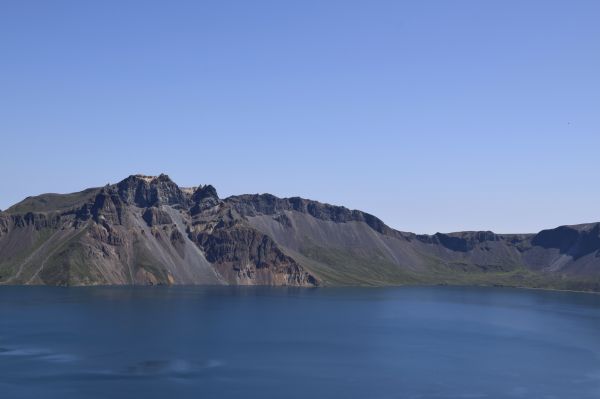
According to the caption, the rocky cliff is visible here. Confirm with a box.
[1,174,599,291]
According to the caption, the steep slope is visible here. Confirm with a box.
[0,175,316,286]
[226,194,600,291]
[1,174,599,291]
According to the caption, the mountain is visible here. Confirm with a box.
[1,174,599,291]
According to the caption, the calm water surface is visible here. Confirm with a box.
[1,286,599,398]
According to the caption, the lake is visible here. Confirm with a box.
[0,286,599,398]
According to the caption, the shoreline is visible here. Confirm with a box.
[1,282,599,295]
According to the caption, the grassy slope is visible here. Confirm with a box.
[38,225,106,285]
[0,227,55,282]
[6,188,100,213]
[296,244,423,286]
[290,242,600,292]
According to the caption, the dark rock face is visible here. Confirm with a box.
[0,214,10,237]
[90,189,125,225]
[142,207,173,227]
[193,226,315,286]
[433,233,473,252]
[190,185,220,215]
[532,224,600,259]
[10,212,62,230]
[192,184,218,203]
[1,173,600,291]
[420,231,501,252]
[532,226,581,251]
[117,174,188,208]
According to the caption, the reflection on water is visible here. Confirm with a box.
[0,286,599,399]
[0,346,77,362]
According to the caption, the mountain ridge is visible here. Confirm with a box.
[1,174,599,291]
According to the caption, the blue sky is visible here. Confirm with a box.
[1,0,599,234]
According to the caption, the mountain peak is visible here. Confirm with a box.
[131,174,156,182]
[115,173,185,207]
[123,173,173,184]
[192,184,219,202]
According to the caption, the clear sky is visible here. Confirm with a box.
[1,0,599,234]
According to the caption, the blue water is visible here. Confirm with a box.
[0,286,599,399]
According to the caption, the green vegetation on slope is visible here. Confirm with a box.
[296,243,600,292]
[298,244,424,286]
[31,227,93,285]
[0,227,55,283]
[7,188,100,214]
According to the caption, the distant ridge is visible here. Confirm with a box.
[1,174,599,292]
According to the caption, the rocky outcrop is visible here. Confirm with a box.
[193,226,316,286]
[415,231,508,252]
[142,207,173,227]
[531,224,600,259]
[116,174,189,208]
[90,188,126,225]
[190,185,220,215]
[9,212,62,230]
[0,213,10,237]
